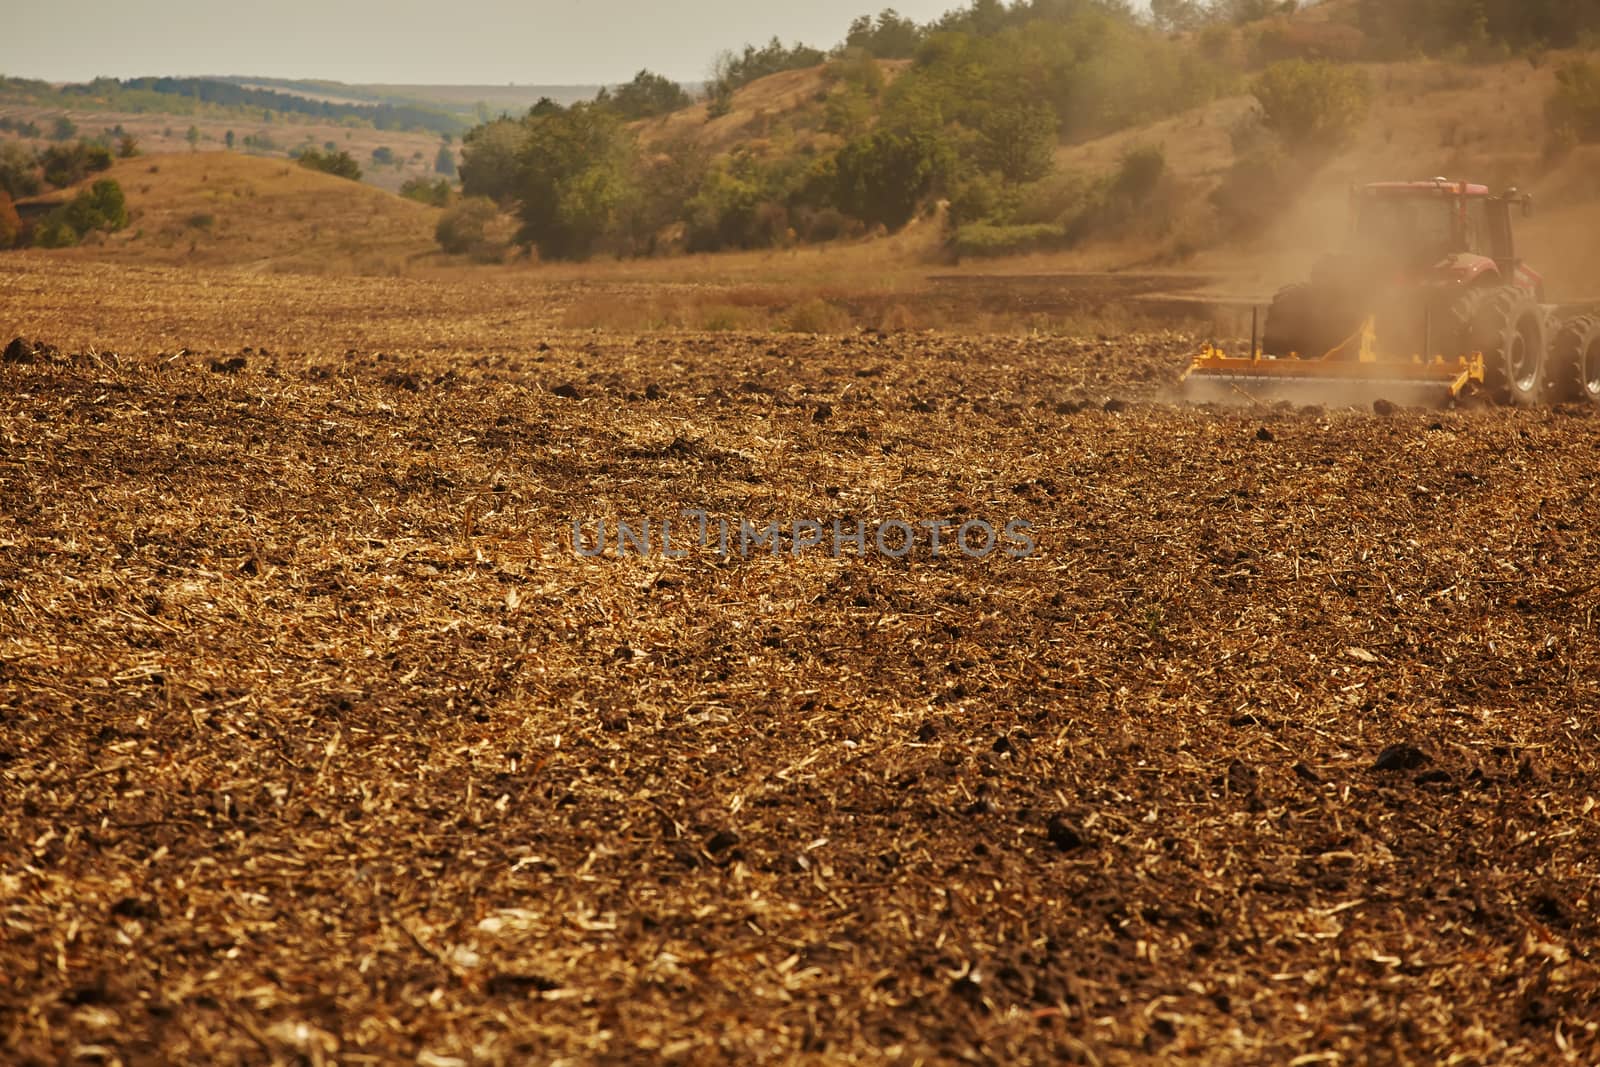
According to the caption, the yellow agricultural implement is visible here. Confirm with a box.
[1181,313,1486,407]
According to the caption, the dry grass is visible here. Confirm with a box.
[15,152,443,274]
[0,109,446,193]
[633,61,912,158]
[0,257,1597,1063]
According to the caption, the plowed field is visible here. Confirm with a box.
[2,256,1597,1064]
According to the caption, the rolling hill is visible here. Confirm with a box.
[13,151,442,273]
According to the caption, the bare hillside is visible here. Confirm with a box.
[634,61,911,157]
[15,152,442,273]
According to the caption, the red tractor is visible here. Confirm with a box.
[1185,179,1600,407]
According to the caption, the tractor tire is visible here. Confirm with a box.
[1468,286,1548,406]
[1261,284,1314,357]
[1262,283,1351,359]
[1552,314,1600,406]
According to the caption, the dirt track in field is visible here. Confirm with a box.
[2,256,1598,1064]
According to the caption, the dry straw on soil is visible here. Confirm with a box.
[1,257,1597,1063]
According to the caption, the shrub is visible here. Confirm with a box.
[31,183,129,251]
[38,141,113,189]
[33,215,79,248]
[784,297,853,333]
[0,117,41,138]
[791,205,859,243]
[823,84,876,136]
[946,170,1020,227]
[683,167,787,252]
[1546,59,1600,143]
[951,222,1067,258]
[435,196,498,254]
[832,129,954,231]
[709,37,827,99]
[458,119,527,203]
[1112,145,1165,202]
[1209,144,1296,235]
[297,148,362,180]
[80,179,128,230]
[371,145,396,167]
[401,177,451,207]
[1251,60,1371,151]
[0,143,41,199]
[32,179,128,247]
[0,190,20,249]
[601,70,692,120]
[826,48,887,96]
[51,116,77,141]
[974,102,1058,185]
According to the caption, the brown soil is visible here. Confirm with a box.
[1,257,1597,1064]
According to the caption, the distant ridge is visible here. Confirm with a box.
[213,76,614,116]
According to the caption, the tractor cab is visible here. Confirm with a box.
[1336,180,1539,298]
[1351,181,1485,266]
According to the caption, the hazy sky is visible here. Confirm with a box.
[5,0,983,86]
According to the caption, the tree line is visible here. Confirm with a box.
[448,0,1236,261]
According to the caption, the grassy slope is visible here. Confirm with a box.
[630,44,1600,301]
[15,152,442,273]
[633,61,910,157]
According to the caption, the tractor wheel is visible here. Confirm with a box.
[1552,314,1600,406]
[1469,287,1548,406]
[1261,284,1314,357]
[1262,283,1351,359]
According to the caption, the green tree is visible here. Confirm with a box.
[435,196,498,253]
[39,141,113,189]
[371,145,396,166]
[51,116,77,141]
[0,143,41,199]
[34,215,79,248]
[1251,60,1371,150]
[513,104,638,259]
[603,70,692,120]
[706,83,735,119]
[117,133,140,158]
[459,118,528,203]
[34,178,129,246]
[66,179,129,232]
[1547,59,1600,143]
[682,161,782,252]
[297,147,362,180]
[185,125,200,150]
[401,176,451,206]
[843,9,925,58]
[225,129,235,149]
[710,37,827,98]
[435,144,457,177]
[1111,144,1165,202]
[975,101,1057,184]
[832,128,953,230]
